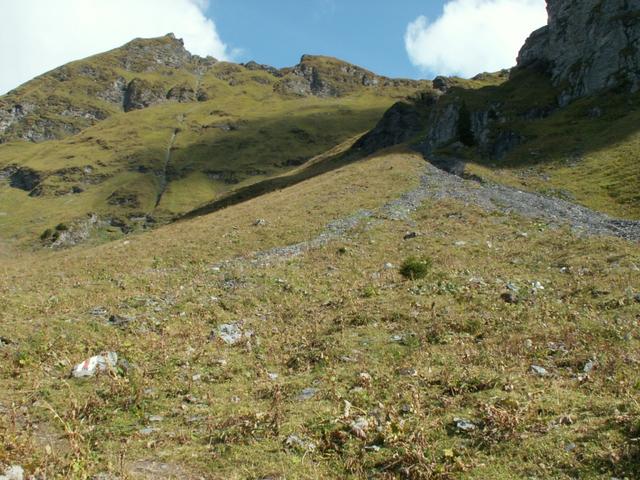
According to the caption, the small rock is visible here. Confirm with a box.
[284,434,316,452]
[453,418,476,432]
[267,372,279,381]
[583,360,596,374]
[211,323,252,345]
[254,219,267,226]
[364,445,381,452]
[454,240,467,247]
[524,339,533,349]
[148,415,164,422]
[390,334,404,342]
[531,365,548,376]
[89,306,108,316]
[192,373,202,382]
[501,292,519,304]
[531,281,545,292]
[108,314,134,327]
[383,262,394,269]
[634,293,640,303]
[564,442,577,452]
[397,367,418,377]
[403,232,418,240]
[0,466,24,480]
[139,427,158,435]
[231,396,241,404]
[506,282,520,292]
[297,387,318,401]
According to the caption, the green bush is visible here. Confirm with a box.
[400,256,432,280]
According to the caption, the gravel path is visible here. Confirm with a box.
[213,161,640,269]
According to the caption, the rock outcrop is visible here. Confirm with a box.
[276,55,427,97]
[360,0,640,163]
[0,34,217,142]
[123,78,167,112]
[517,0,640,104]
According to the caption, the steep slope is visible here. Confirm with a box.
[0,36,429,246]
[1,148,638,479]
[356,0,640,219]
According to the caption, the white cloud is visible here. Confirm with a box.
[405,0,547,78]
[0,0,230,94]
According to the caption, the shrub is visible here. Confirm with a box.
[400,256,432,280]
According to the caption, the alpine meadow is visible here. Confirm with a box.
[0,1,639,479]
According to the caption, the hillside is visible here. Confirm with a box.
[1,148,639,479]
[1,0,640,478]
[0,34,429,246]
[355,0,640,219]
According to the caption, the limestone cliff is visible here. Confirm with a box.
[518,0,640,104]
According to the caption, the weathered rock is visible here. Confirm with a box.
[296,387,318,401]
[517,0,640,103]
[211,323,252,345]
[501,292,519,304]
[0,465,24,480]
[354,91,438,154]
[0,166,42,191]
[243,61,283,77]
[453,418,476,432]
[166,83,196,103]
[531,365,549,376]
[123,78,166,112]
[276,54,425,97]
[284,434,316,452]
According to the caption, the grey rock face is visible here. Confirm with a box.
[276,55,424,97]
[118,33,194,72]
[123,78,166,112]
[517,0,640,103]
[243,61,283,77]
[354,98,428,153]
[166,83,196,103]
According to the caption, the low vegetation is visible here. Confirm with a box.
[1,151,638,479]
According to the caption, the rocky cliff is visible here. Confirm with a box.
[358,0,640,161]
[518,0,640,105]
[0,34,216,143]
[0,40,429,144]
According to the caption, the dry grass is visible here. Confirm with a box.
[1,151,639,479]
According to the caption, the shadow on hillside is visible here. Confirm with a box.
[175,143,374,221]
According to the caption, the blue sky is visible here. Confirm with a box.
[209,0,443,79]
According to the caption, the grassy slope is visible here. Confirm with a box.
[434,69,640,219]
[1,150,638,479]
[0,55,423,244]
